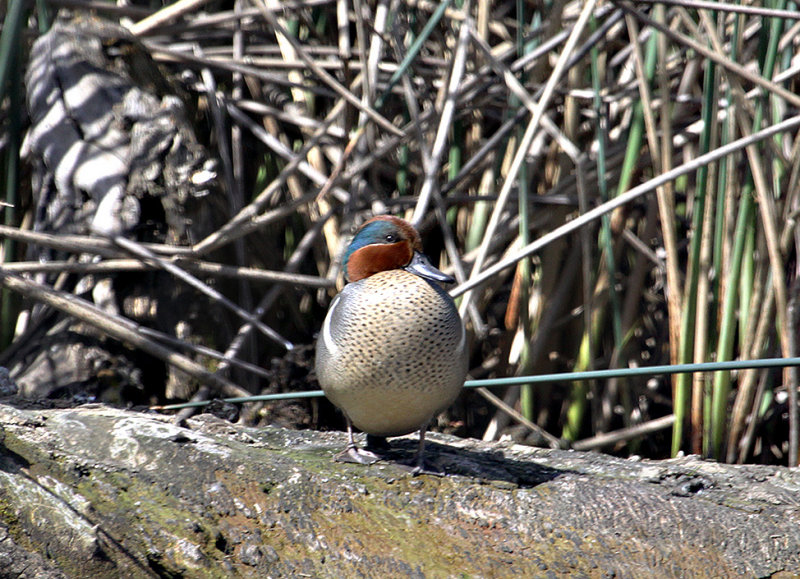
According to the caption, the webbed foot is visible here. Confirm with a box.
[402,456,446,477]
[336,419,386,465]
[335,445,382,465]
[402,422,446,476]
[410,464,446,477]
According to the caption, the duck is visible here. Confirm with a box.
[315,215,468,473]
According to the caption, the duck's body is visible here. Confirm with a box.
[317,269,466,437]
[315,216,468,472]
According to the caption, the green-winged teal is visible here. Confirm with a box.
[316,216,468,473]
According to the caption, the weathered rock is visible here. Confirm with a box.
[0,401,798,578]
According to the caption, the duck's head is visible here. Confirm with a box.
[343,215,454,284]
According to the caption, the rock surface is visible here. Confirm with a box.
[0,401,798,578]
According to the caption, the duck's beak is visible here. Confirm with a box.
[404,251,455,284]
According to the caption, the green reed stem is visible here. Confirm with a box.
[672,56,716,456]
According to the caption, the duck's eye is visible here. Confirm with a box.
[384,233,398,243]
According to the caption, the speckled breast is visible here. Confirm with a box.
[316,270,467,437]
